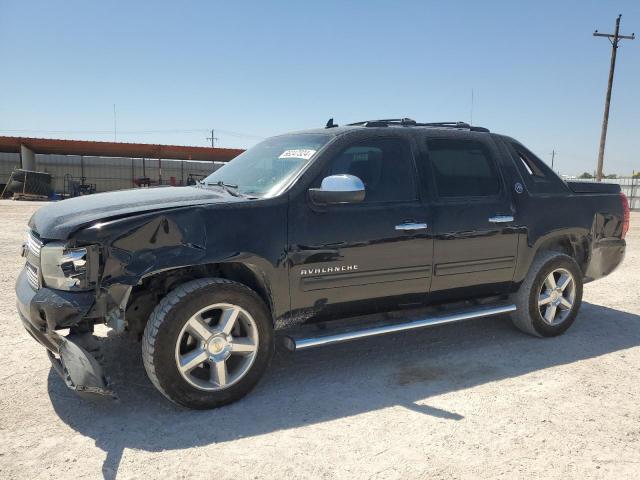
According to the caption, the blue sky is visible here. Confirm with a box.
[1,0,638,175]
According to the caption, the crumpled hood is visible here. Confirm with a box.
[29,186,240,240]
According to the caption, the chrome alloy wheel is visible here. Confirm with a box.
[538,268,576,326]
[174,303,259,391]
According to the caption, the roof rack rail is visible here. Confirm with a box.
[347,118,417,127]
[346,118,490,132]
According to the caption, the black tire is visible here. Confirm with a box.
[142,278,274,409]
[511,251,583,337]
[7,180,25,193]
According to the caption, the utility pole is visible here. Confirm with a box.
[206,129,219,147]
[593,15,635,181]
[470,88,474,125]
[113,104,117,141]
[550,150,555,171]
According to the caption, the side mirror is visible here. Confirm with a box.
[308,174,366,205]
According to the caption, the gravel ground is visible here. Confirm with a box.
[0,199,638,480]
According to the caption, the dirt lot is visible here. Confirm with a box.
[0,199,638,480]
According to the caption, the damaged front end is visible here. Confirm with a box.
[16,231,115,399]
[17,208,211,400]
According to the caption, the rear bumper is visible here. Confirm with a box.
[584,238,626,282]
[15,268,114,398]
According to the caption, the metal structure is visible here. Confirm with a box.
[0,153,228,195]
[0,136,245,196]
[0,136,243,163]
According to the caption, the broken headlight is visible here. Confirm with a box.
[40,242,99,291]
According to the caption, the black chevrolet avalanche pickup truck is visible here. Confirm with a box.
[16,119,628,409]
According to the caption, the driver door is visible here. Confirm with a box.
[287,135,434,321]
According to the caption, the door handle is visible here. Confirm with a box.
[395,222,428,231]
[488,215,514,223]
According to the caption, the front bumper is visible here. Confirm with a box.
[16,268,114,398]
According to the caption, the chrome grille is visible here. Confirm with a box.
[25,262,40,290]
[26,230,42,258]
[24,230,42,290]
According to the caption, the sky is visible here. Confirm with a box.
[1,0,638,176]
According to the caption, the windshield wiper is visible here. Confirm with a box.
[199,180,241,197]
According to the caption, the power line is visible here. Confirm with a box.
[216,129,265,139]
[593,14,635,181]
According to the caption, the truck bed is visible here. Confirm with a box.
[566,181,621,194]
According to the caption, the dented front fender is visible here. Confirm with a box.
[74,199,290,320]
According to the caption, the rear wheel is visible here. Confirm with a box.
[142,278,274,409]
[511,251,583,337]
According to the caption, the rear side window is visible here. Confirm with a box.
[427,138,501,197]
[324,137,416,203]
[507,142,566,194]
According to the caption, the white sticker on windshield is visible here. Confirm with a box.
[279,149,316,160]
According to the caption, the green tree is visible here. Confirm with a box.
[578,172,594,179]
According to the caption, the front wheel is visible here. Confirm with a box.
[142,278,274,409]
[511,251,583,337]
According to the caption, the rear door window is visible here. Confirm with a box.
[426,138,501,198]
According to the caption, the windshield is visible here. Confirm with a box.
[202,133,331,197]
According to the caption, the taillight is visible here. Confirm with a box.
[620,192,630,239]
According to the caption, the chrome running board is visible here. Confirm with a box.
[284,304,516,351]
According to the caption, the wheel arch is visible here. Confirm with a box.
[122,261,276,339]
[515,228,590,285]
[533,233,589,273]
